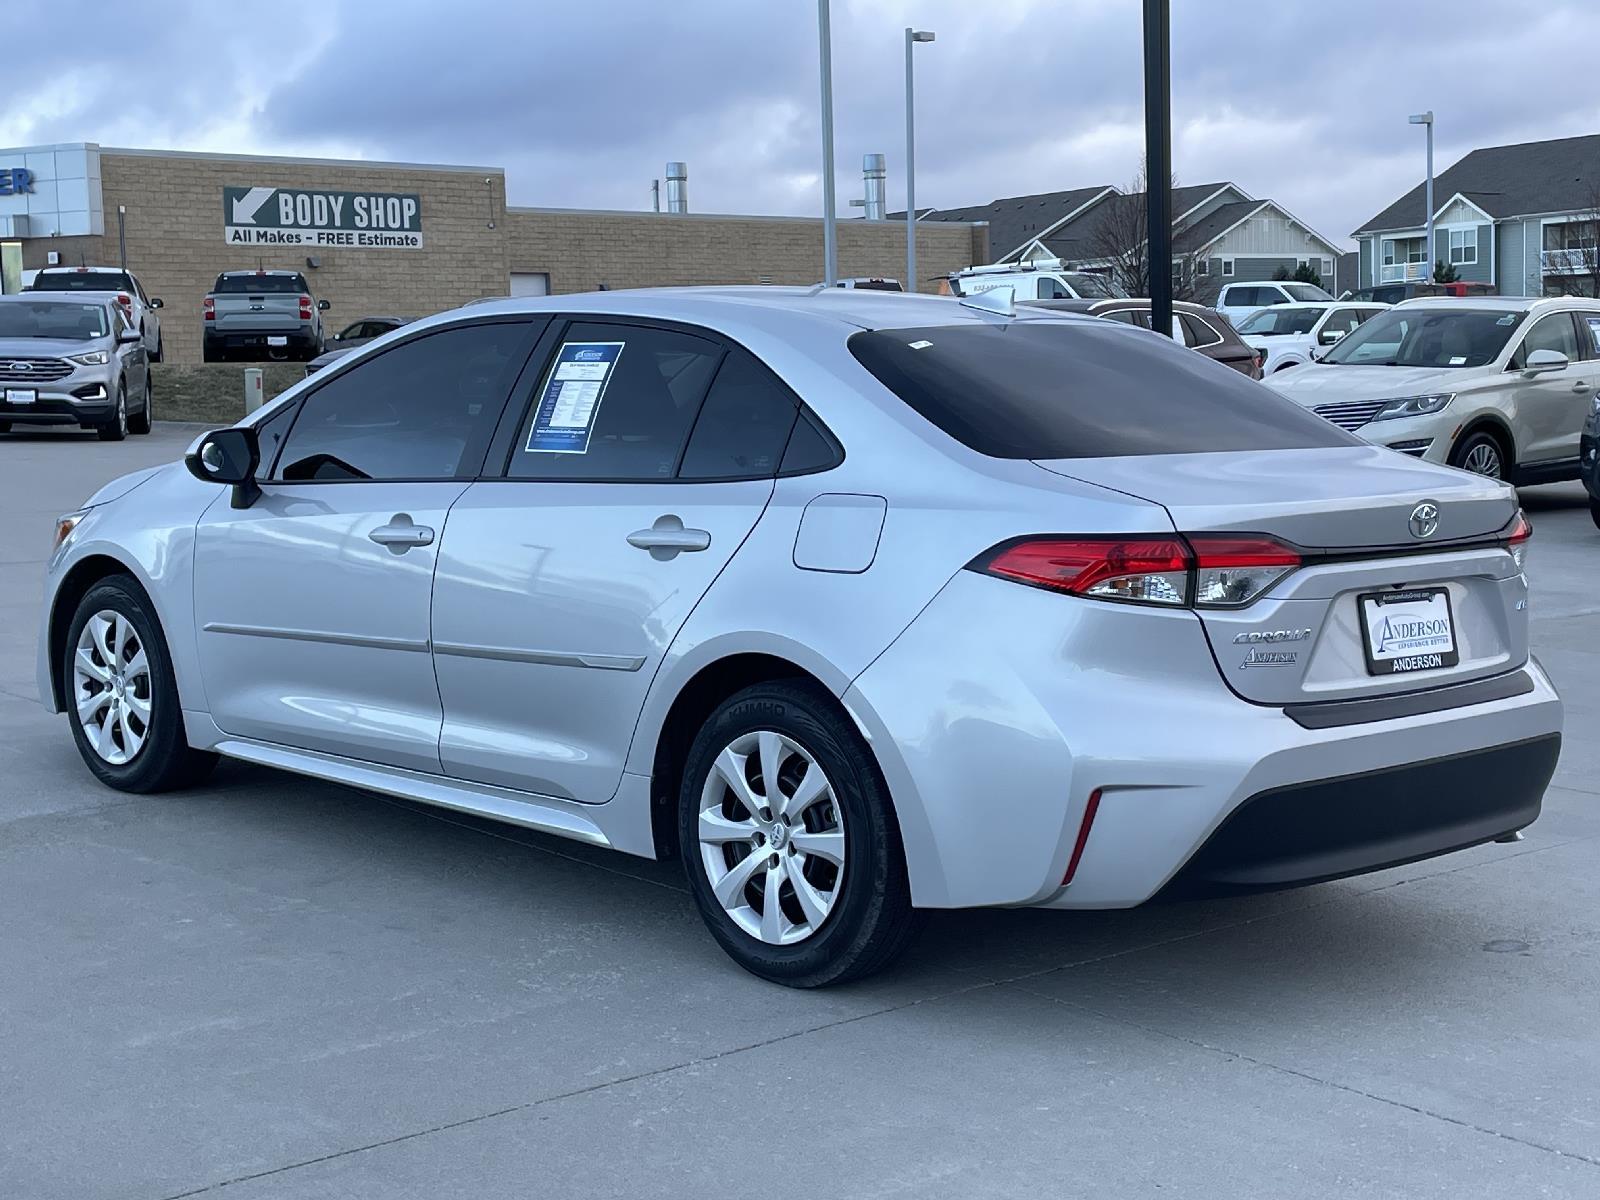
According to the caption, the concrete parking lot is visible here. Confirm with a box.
[2,423,1597,1200]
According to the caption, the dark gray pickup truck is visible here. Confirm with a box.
[202,270,330,362]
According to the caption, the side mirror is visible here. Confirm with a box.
[1318,328,1346,346]
[148,297,164,309]
[317,298,331,311]
[1524,348,1569,373]
[184,427,262,509]
[116,328,143,345]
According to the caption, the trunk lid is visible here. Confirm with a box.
[1034,447,1526,705]
[212,293,306,333]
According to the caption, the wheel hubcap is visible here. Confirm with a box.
[1464,442,1501,477]
[698,730,846,946]
[73,610,151,765]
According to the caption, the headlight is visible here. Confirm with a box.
[1371,393,1454,421]
[52,510,88,552]
[68,350,109,366]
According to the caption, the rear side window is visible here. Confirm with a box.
[848,321,1353,460]
[678,349,799,480]
[508,322,722,481]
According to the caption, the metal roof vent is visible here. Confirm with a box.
[666,162,688,214]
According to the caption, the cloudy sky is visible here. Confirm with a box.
[7,0,1599,249]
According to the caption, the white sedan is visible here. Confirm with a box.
[1238,302,1388,374]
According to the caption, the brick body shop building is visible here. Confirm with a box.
[0,143,988,364]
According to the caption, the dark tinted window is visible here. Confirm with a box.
[213,273,309,294]
[509,322,722,481]
[849,320,1353,460]
[779,411,843,474]
[1180,314,1223,348]
[30,271,133,293]
[274,321,535,481]
[254,400,300,474]
[679,349,799,480]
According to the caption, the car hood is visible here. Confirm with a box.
[0,338,106,359]
[82,464,165,508]
[1264,363,1469,406]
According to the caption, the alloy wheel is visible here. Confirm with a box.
[73,610,152,765]
[1463,440,1502,478]
[697,730,846,945]
[115,387,127,436]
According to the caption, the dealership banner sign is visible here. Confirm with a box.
[222,186,424,249]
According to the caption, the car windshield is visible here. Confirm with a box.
[1320,307,1526,368]
[213,274,308,294]
[849,320,1351,459]
[0,301,109,340]
[30,271,131,294]
[1065,273,1127,299]
[1283,283,1333,302]
[1239,308,1322,335]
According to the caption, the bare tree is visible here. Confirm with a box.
[1087,162,1204,300]
[1549,180,1600,298]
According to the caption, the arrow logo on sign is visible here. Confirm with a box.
[230,187,275,225]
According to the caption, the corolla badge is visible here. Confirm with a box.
[1409,501,1440,540]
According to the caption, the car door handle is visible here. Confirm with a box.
[1573,381,1591,392]
[368,513,435,554]
[627,515,711,560]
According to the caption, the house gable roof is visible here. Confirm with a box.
[1355,133,1600,234]
[895,186,1113,262]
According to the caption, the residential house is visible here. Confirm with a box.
[1352,133,1600,296]
[910,181,1350,298]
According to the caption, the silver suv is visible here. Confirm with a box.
[0,294,151,440]
[1269,297,1600,483]
[36,289,1561,985]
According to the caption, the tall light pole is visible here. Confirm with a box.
[1143,0,1173,337]
[1409,111,1434,284]
[818,0,838,285]
[905,28,934,292]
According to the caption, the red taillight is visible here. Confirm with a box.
[298,293,313,318]
[975,533,1301,609]
[203,296,215,321]
[1062,789,1102,886]
[1507,509,1532,570]
[978,536,1191,605]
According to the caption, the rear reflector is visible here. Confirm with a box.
[1062,789,1102,885]
[974,533,1301,609]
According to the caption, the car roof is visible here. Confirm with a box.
[454,285,1091,333]
[35,265,131,274]
[1390,296,1547,312]
[217,269,303,277]
[0,291,114,305]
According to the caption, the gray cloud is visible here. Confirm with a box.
[8,0,1600,247]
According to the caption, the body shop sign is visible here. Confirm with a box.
[223,186,424,249]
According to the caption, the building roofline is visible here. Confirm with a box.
[101,145,507,176]
[1173,183,1252,225]
[996,185,1120,262]
[505,205,988,226]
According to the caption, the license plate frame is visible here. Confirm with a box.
[4,388,37,405]
[1358,587,1459,676]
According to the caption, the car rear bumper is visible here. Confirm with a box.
[844,570,1564,911]
[205,328,318,355]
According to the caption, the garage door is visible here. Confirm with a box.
[509,272,550,297]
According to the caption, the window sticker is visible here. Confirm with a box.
[1586,316,1600,353]
[1449,356,1468,365]
[524,341,625,454]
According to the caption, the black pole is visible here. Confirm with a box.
[1143,0,1172,336]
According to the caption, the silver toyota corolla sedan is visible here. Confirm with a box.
[36,288,1562,986]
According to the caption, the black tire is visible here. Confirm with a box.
[677,680,922,987]
[96,382,128,442]
[202,345,222,364]
[1449,429,1508,480]
[1590,497,1600,531]
[128,373,152,435]
[150,332,163,364]
[62,576,218,793]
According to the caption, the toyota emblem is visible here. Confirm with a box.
[1409,501,1440,539]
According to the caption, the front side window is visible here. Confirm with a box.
[273,320,536,482]
[849,321,1351,460]
[1510,313,1582,369]
[1322,308,1526,368]
[508,322,723,481]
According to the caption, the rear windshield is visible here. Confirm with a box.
[849,320,1353,459]
[1239,308,1321,335]
[213,274,308,294]
[0,300,109,340]
[1320,307,1525,368]
[30,271,131,294]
